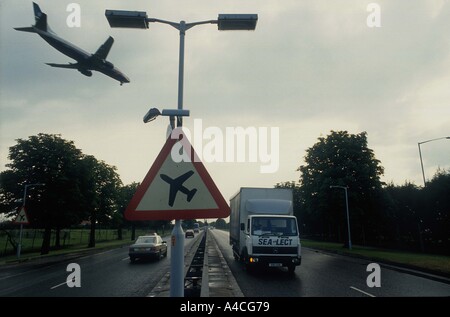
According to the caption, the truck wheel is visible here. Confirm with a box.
[287,265,295,274]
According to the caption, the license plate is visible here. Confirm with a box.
[269,263,282,267]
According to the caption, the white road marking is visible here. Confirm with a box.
[50,279,70,290]
[121,257,130,261]
[350,286,376,297]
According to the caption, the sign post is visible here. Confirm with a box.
[15,183,44,260]
[125,131,230,296]
[14,206,30,259]
[171,220,184,297]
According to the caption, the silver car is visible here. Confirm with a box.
[129,234,168,262]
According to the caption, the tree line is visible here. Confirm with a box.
[1,132,447,255]
[276,130,449,255]
[0,134,170,255]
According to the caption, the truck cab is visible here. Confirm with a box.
[230,188,302,273]
[244,215,301,272]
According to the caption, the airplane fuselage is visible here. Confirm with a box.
[26,27,129,84]
[160,171,197,207]
[38,29,91,61]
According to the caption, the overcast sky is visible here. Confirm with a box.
[1,0,449,204]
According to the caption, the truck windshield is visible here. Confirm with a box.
[251,217,298,236]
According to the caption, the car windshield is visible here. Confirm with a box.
[251,217,298,237]
[136,236,156,244]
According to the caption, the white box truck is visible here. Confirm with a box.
[229,187,301,273]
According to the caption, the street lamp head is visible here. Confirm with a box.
[161,109,190,117]
[143,108,161,123]
[105,10,149,29]
[217,14,258,31]
[144,108,190,123]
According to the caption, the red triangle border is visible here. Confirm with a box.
[125,135,230,221]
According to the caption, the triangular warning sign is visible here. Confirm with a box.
[14,206,30,225]
[125,132,230,221]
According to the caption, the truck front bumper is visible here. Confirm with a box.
[247,255,301,267]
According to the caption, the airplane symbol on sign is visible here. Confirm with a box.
[160,171,197,207]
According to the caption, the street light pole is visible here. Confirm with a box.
[418,136,450,187]
[172,20,187,298]
[343,186,352,250]
[106,11,257,131]
[17,183,44,259]
[330,185,352,250]
[418,142,426,187]
[106,10,257,297]
[177,21,186,128]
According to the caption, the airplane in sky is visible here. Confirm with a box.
[15,2,130,85]
[160,171,198,207]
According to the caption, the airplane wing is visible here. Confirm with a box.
[94,36,114,60]
[46,63,78,69]
[174,171,194,184]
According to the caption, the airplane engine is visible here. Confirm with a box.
[78,69,92,77]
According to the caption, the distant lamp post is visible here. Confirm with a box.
[330,185,352,250]
[17,183,45,259]
[418,136,450,186]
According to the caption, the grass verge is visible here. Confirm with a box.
[302,239,450,276]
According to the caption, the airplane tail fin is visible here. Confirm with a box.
[32,2,48,31]
[187,189,197,202]
[15,3,50,33]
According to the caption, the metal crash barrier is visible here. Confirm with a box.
[184,230,208,297]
